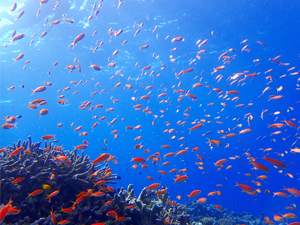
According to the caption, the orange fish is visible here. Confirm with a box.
[268,123,286,128]
[2,124,17,129]
[71,33,85,48]
[41,135,55,140]
[52,156,69,162]
[106,210,118,219]
[45,190,60,202]
[171,37,185,43]
[273,192,289,198]
[0,197,13,223]
[147,183,160,190]
[31,86,47,95]
[27,189,44,198]
[262,154,287,169]
[235,182,255,192]
[39,109,49,116]
[9,2,17,12]
[197,198,207,204]
[92,153,110,165]
[214,205,223,211]
[58,220,70,225]
[161,145,171,148]
[283,187,300,197]
[176,150,188,156]
[282,213,297,219]
[188,123,204,133]
[11,177,25,184]
[207,138,222,148]
[174,175,188,183]
[9,147,24,157]
[89,64,101,71]
[251,161,270,173]
[13,53,24,62]
[131,157,146,163]
[214,159,227,167]
[11,33,25,44]
[187,190,201,200]
[142,65,151,71]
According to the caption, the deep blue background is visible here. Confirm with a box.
[1,0,300,219]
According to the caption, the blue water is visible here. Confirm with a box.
[1,0,300,220]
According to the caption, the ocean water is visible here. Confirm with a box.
[1,0,300,222]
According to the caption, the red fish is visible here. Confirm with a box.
[147,183,160,190]
[46,190,60,202]
[251,161,270,173]
[15,10,24,20]
[187,190,201,200]
[235,182,255,192]
[262,154,287,169]
[106,210,118,219]
[31,86,47,95]
[40,109,49,116]
[13,53,24,62]
[0,197,12,223]
[41,135,55,140]
[9,147,24,157]
[92,153,110,165]
[131,157,147,163]
[27,189,44,198]
[71,33,85,48]
[171,37,185,43]
[10,2,17,11]
[11,177,25,184]
[142,65,151,71]
[174,175,188,183]
[90,64,101,71]
[188,123,204,133]
[2,124,17,129]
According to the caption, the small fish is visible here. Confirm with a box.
[42,184,51,190]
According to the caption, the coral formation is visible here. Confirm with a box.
[200,217,216,225]
[0,138,189,224]
[0,137,119,224]
[1,138,263,224]
[186,201,263,225]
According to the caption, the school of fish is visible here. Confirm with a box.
[1,0,300,224]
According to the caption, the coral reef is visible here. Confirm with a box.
[1,138,263,224]
[216,218,234,225]
[200,217,216,225]
[186,201,264,225]
[0,137,190,225]
[0,136,119,224]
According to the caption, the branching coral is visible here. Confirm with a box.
[0,137,119,224]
